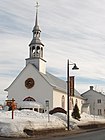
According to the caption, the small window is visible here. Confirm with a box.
[71,98,74,106]
[61,95,65,109]
[34,108,38,112]
[32,46,35,55]
[41,47,43,57]
[23,97,36,101]
[98,109,102,115]
[39,108,44,113]
[37,46,40,54]
[76,99,78,104]
[97,99,101,103]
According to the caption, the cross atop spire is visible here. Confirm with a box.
[34,1,40,30]
[35,2,40,13]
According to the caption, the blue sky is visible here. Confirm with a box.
[1,0,105,102]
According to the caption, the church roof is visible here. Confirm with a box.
[29,38,44,46]
[41,72,66,92]
[41,71,83,99]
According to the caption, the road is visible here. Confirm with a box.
[0,129,105,140]
[47,129,105,140]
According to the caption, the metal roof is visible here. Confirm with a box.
[41,72,83,99]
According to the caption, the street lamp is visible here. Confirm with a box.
[67,59,79,130]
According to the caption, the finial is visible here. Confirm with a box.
[35,1,40,13]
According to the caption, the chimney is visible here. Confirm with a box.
[90,86,93,90]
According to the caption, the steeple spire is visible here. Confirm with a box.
[35,2,39,28]
[33,2,40,32]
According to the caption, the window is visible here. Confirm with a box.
[61,95,65,109]
[71,98,74,107]
[34,108,38,112]
[97,99,101,103]
[76,99,78,104]
[69,98,72,110]
[98,109,102,115]
[36,46,40,56]
[41,47,43,57]
[39,108,44,113]
[23,96,36,101]
[32,46,35,57]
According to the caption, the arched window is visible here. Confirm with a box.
[31,46,35,57]
[76,99,78,104]
[71,98,74,107]
[23,96,36,102]
[41,47,43,57]
[61,95,65,109]
[69,98,72,110]
[36,46,40,56]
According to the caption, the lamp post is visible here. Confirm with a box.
[67,59,79,130]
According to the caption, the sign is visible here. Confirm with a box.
[45,100,49,107]
[69,76,75,96]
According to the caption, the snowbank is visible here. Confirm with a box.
[0,110,105,137]
[0,110,66,137]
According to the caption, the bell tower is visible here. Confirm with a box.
[26,2,46,74]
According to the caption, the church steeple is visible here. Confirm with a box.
[26,2,46,74]
[29,2,44,58]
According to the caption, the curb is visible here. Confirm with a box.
[33,124,105,139]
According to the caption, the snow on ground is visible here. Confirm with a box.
[0,110,66,137]
[55,112,105,126]
[0,110,105,137]
[78,112,105,125]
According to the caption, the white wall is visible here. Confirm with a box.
[53,90,84,114]
[7,64,53,109]
[7,63,85,113]
[53,89,67,110]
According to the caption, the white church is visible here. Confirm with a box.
[5,3,85,113]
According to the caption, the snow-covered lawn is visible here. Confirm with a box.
[0,110,105,137]
[0,110,66,137]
